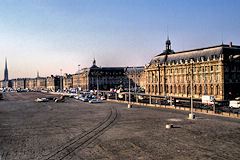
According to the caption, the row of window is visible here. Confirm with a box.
[147,84,220,95]
[147,73,221,83]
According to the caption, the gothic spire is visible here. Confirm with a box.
[4,58,8,81]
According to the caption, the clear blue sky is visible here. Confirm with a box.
[0,0,240,79]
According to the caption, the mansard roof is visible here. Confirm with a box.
[149,44,240,65]
[125,66,145,73]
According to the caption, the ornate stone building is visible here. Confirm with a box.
[36,77,47,91]
[145,39,240,101]
[63,73,73,91]
[72,59,125,91]
[46,75,61,92]
[124,67,145,90]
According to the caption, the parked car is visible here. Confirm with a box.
[0,93,3,100]
[89,99,101,103]
[82,98,89,102]
[35,98,49,102]
[74,95,81,100]
[100,96,106,100]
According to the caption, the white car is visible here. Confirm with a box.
[100,96,106,100]
[74,96,81,100]
[89,99,101,103]
[35,98,49,102]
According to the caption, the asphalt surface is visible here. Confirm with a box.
[0,92,240,160]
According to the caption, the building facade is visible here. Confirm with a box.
[124,66,145,90]
[46,75,61,92]
[72,60,126,91]
[145,40,240,101]
[36,77,47,91]
[63,74,73,91]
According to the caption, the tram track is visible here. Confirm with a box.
[41,106,118,160]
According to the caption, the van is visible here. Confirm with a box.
[229,100,240,108]
[202,95,218,106]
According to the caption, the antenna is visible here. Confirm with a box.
[221,32,223,45]
[167,25,169,40]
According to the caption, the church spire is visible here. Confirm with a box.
[93,58,96,66]
[4,58,8,81]
[37,70,39,78]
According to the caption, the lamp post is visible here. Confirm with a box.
[60,69,62,92]
[96,72,99,98]
[128,73,132,108]
[134,67,137,94]
[77,65,80,93]
[189,61,195,119]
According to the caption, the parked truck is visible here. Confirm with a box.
[202,95,218,106]
[229,100,240,108]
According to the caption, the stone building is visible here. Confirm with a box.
[145,39,240,101]
[36,77,47,91]
[46,75,61,92]
[12,78,26,89]
[63,73,73,91]
[0,80,8,89]
[25,78,37,90]
[124,66,145,91]
[72,59,125,91]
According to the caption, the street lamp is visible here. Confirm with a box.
[77,65,80,93]
[134,67,137,94]
[128,71,132,108]
[189,61,195,119]
[60,69,62,92]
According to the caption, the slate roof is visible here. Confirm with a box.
[150,44,240,65]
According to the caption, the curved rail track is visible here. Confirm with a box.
[41,106,118,160]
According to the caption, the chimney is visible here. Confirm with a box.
[229,42,232,47]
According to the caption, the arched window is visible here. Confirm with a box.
[199,85,202,95]
[210,85,214,95]
[155,85,158,93]
[204,85,208,95]
[174,85,177,94]
[194,85,197,95]
[216,85,220,95]
[187,85,191,94]
[183,85,185,94]
[178,85,181,94]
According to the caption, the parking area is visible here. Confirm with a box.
[0,92,240,160]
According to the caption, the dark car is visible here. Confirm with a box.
[0,93,3,100]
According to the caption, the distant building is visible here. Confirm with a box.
[0,80,8,88]
[46,75,60,92]
[36,77,47,90]
[25,78,37,90]
[145,39,240,101]
[124,66,145,91]
[63,73,73,91]
[73,59,125,91]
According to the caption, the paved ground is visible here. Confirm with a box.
[0,92,240,160]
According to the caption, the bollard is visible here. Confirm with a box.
[166,124,173,129]
[188,113,195,119]
[128,104,132,108]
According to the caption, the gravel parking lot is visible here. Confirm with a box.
[0,92,240,160]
